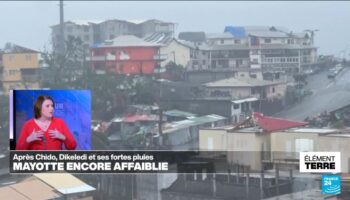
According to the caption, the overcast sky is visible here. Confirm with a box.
[0,1,349,56]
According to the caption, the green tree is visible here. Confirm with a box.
[164,61,185,81]
[42,36,159,121]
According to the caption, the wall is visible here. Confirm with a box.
[271,131,350,172]
[206,87,253,99]
[92,46,159,74]
[265,83,287,99]
[160,40,191,68]
[227,132,270,171]
[199,129,226,151]
[2,53,40,92]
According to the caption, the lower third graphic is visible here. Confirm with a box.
[322,174,341,195]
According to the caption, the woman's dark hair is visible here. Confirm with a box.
[33,95,55,119]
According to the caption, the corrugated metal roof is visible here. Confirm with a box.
[206,32,234,39]
[97,35,161,47]
[68,20,104,26]
[190,114,226,125]
[164,110,197,118]
[3,43,39,54]
[205,77,281,87]
[248,30,289,38]
[252,44,316,50]
[0,187,28,200]
[245,26,290,33]
[143,32,173,45]
[10,179,62,200]
[34,173,95,194]
[253,112,307,132]
[163,114,226,133]
[232,97,258,104]
[178,32,206,42]
[207,44,250,50]
[126,19,148,24]
[288,128,337,134]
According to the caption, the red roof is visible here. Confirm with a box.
[253,112,307,132]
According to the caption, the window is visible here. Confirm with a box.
[83,26,89,32]
[84,35,89,41]
[220,39,224,44]
[233,104,240,110]
[234,39,241,44]
[295,139,314,152]
[25,55,32,61]
[272,87,275,93]
[250,74,257,79]
[264,38,271,43]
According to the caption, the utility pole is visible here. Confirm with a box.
[59,0,65,57]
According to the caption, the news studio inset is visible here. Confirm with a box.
[10,89,91,151]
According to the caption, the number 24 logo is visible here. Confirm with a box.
[324,180,332,186]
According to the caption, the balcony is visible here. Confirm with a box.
[153,54,167,61]
[262,56,299,64]
[86,54,116,62]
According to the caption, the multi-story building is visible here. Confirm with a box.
[1,43,42,93]
[183,26,318,77]
[226,26,318,74]
[51,20,102,51]
[88,35,166,75]
[51,19,175,52]
[204,77,287,100]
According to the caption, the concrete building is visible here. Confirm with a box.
[161,173,296,200]
[51,20,102,51]
[161,114,227,150]
[1,43,42,93]
[199,112,308,171]
[88,35,165,75]
[270,128,350,173]
[200,112,350,173]
[51,19,175,52]
[185,26,318,79]
[159,39,193,68]
[229,26,318,74]
[204,77,287,100]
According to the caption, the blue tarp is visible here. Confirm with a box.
[224,26,246,38]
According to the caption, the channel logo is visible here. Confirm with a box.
[322,174,341,195]
[299,152,341,173]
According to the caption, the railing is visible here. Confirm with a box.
[262,56,299,64]
[153,54,168,60]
